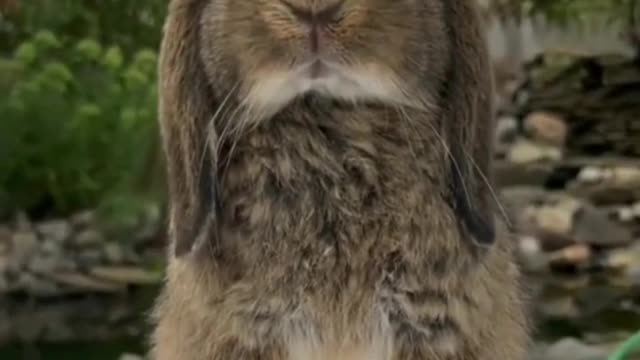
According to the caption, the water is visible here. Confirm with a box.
[0,338,144,360]
[2,275,639,359]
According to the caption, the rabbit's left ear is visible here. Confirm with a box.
[159,0,222,258]
[441,0,497,248]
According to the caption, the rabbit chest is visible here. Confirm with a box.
[206,103,486,356]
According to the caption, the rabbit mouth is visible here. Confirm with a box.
[243,59,411,119]
[308,60,329,79]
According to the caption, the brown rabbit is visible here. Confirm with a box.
[150,0,530,359]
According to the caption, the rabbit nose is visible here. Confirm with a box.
[282,0,344,27]
[282,0,344,53]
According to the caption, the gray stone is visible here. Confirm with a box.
[611,167,640,188]
[508,138,563,164]
[15,212,31,232]
[536,205,574,237]
[632,202,640,217]
[73,229,104,247]
[90,266,162,285]
[20,273,60,296]
[104,242,125,264]
[29,255,60,274]
[495,115,519,144]
[572,203,633,247]
[617,206,635,222]
[577,166,605,184]
[0,226,11,248]
[0,226,12,275]
[11,231,39,266]
[78,249,104,265]
[516,235,549,273]
[119,354,144,360]
[36,220,72,244]
[543,338,608,360]
[40,238,63,256]
[537,296,581,319]
[46,271,124,293]
[523,111,568,146]
[70,210,96,228]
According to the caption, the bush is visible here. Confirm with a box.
[0,30,160,218]
[0,0,166,54]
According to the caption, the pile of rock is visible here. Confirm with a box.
[494,51,640,277]
[494,51,640,359]
[0,209,163,297]
[0,207,164,345]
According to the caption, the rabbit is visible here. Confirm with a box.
[149,0,531,359]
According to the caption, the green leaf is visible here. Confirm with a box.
[14,42,38,65]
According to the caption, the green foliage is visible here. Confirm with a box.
[517,0,639,28]
[0,0,166,54]
[0,30,159,217]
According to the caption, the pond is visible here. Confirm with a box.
[2,274,640,359]
[0,338,145,360]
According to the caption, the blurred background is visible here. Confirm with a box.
[0,0,639,359]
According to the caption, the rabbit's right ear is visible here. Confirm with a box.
[159,0,219,258]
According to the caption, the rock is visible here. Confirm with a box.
[555,196,583,214]
[495,116,519,154]
[501,187,548,210]
[508,139,563,164]
[601,243,640,287]
[617,206,635,222]
[542,338,608,360]
[0,226,12,272]
[78,249,104,265]
[523,111,568,146]
[40,238,63,256]
[633,202,640,217]
[516,235,549,273]
[28,253,62,274]
[119,354,144,360]
[0,226,11,249]
[548,243,592,267]
[569,166,640,204]
[527,343,551,360]
[536,205,574,236]
[518,236,542,258]
[611,167,640,188]
[572,203,633,247]
[625,266,640,287]
[73,229,104,247]
[36,220,71,244]
[17,273,60,296]
[104,242,125,263]
[493,161,556,187]
[46,271,124,293]
[11,231,39,267]
[500,187,547,229]
[90,266,162,285]
[14,212,31,232]
[577,166,605,184]
[70,210,96,228]
[537,296,580,319]
[550,275,591,291]
[601,245,640,270]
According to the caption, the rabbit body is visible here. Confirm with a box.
[150,0,530,359]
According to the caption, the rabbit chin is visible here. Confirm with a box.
[243,63,411,119]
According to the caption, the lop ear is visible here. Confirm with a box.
[442,1,497,248]
[158,0,219,257]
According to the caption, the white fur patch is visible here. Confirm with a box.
[283,305,395,360]
[244,62,411,119]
